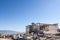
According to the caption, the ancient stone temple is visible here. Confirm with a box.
[26,23,59,34]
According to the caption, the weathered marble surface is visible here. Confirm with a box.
[0,38,12,40]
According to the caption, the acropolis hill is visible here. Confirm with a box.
[0,23,60,40]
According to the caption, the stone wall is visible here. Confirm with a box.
[26,23,59,34]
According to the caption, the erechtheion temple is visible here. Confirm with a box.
[26,23,59,34]
[26,23,60,40]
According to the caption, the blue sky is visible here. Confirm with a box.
[0,0,60,32]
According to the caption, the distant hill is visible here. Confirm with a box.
[0,30,20,34]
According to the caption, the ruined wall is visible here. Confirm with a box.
[44,24,58,34]
[26,23,59,34]
[49,24,58,34]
